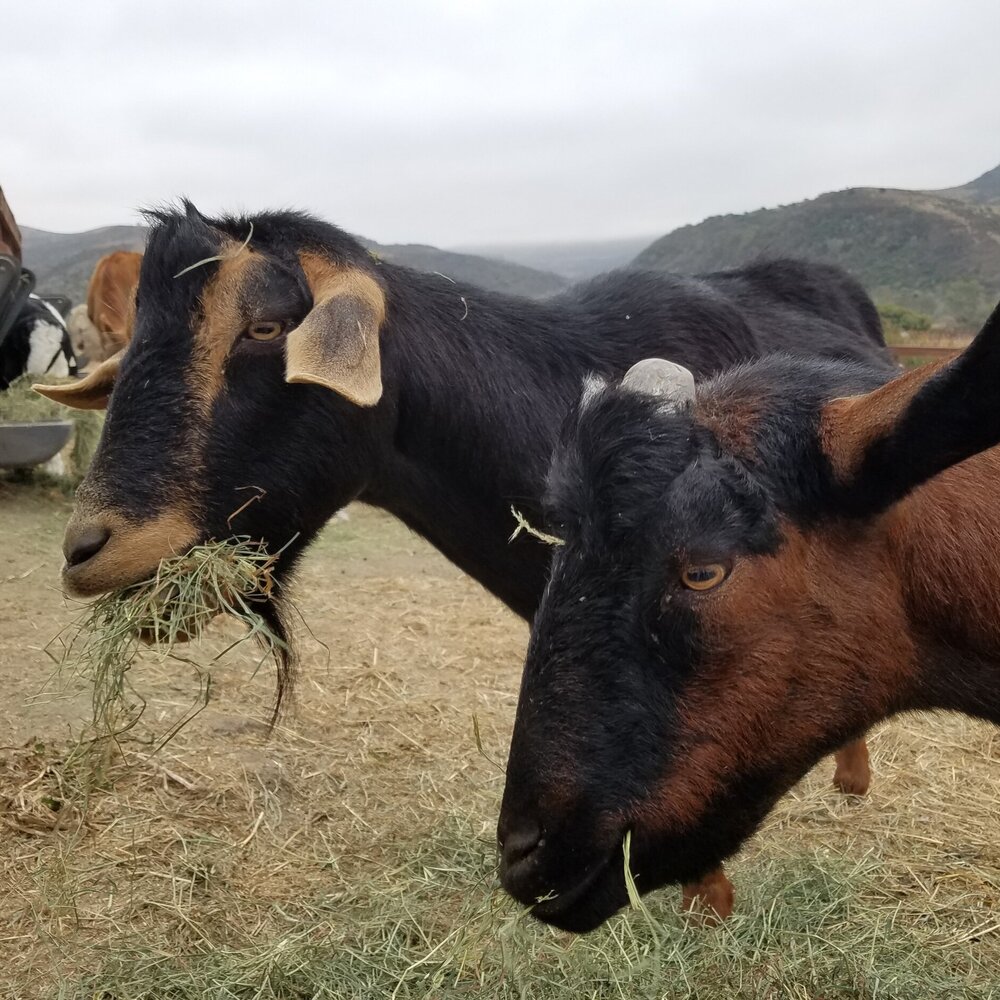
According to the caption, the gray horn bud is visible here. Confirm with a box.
[621,358,696,410]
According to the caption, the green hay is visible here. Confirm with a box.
[60,831,996,1000]
[53,538,289,778]
[0,374,104,479]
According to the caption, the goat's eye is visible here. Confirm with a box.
[245,320,285,342]
[681,563,728,591]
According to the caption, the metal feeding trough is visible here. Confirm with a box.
[0,420,73,469]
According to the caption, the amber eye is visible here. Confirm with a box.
[681,563,728,591]
[245,320,285,342]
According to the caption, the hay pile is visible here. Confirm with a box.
[0,374,103,479]
[5,507,999,998]
[55,539,290,769]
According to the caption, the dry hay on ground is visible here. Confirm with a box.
[0,376,103,481]
[0,489,998,998]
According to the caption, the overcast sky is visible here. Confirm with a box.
[6,0,1000,247]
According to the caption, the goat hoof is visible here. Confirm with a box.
[833,766,871,796]
[681,870,734,927]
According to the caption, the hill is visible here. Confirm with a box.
[360,239,568,298]
[21,225,568,307]
[454,236,653,282]
[935,163,1000,205]
[22,225,147,306]
[634,163,1000,327]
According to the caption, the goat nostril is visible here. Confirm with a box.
[501,820,544,868]
[65,526,112,567]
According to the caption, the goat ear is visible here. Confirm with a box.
[32,351,122,410]
[285,257,386,408]
[821,299,1000,516]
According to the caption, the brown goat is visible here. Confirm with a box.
[498,303,1000,933]
[86,250,141,358]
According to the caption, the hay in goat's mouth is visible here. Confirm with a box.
[55,538,291,763]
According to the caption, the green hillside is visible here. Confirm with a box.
[22,225,147,306]
[634,165,1000,327]
[21,225,568,307]
[361,239,568,298]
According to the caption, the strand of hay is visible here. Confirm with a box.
[52,538,290,784]
[508,506,564,546]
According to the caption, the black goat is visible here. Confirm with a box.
[1,294,77,391]
[498,308,1000,932]
[38,202,891,919]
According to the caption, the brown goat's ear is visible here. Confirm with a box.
[32,351,122,410]
[821,298,1000,516]
[285,256,386,407]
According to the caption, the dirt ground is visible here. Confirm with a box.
[1,477,999,997]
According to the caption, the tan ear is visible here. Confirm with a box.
[285,255,386,407]
[33,351,122,410]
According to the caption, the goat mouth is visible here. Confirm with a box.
[61,511,201,598]
[523,850,629,933]
[63,556,168,598]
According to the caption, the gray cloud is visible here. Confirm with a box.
[7,0,1000,245]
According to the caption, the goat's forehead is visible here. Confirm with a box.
[143,211,284,282]
[554,394,700,499]
[548,386,786,557]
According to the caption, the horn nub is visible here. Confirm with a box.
[621,358,695,409]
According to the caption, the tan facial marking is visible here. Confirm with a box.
[191,242,264,412]
[63,508,199,596]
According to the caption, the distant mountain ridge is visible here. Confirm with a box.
[360,239,568,298]
[21,224,569,307]
[24,163,1000,328]
[634,163,1000,327]
[454,236,654,282]
[934,163,1000,205]
[22,225,146,307]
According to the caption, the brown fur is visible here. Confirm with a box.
[680,866,735,925]
[832,738,871,795]
[634,446,1000,858]
[635,521,917,836]
[86,251,142,359]
[888,447,1000,658]
[694,384,763,460]
[0,186,22,259]
[820,361,945,483]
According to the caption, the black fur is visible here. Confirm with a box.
[86,205,889,605]
[499,309,1000,932]
[77,204,891,717]
[0,295,77,390]
[834,297,1000,518]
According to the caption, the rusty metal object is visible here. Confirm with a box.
[0,186,21,262]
